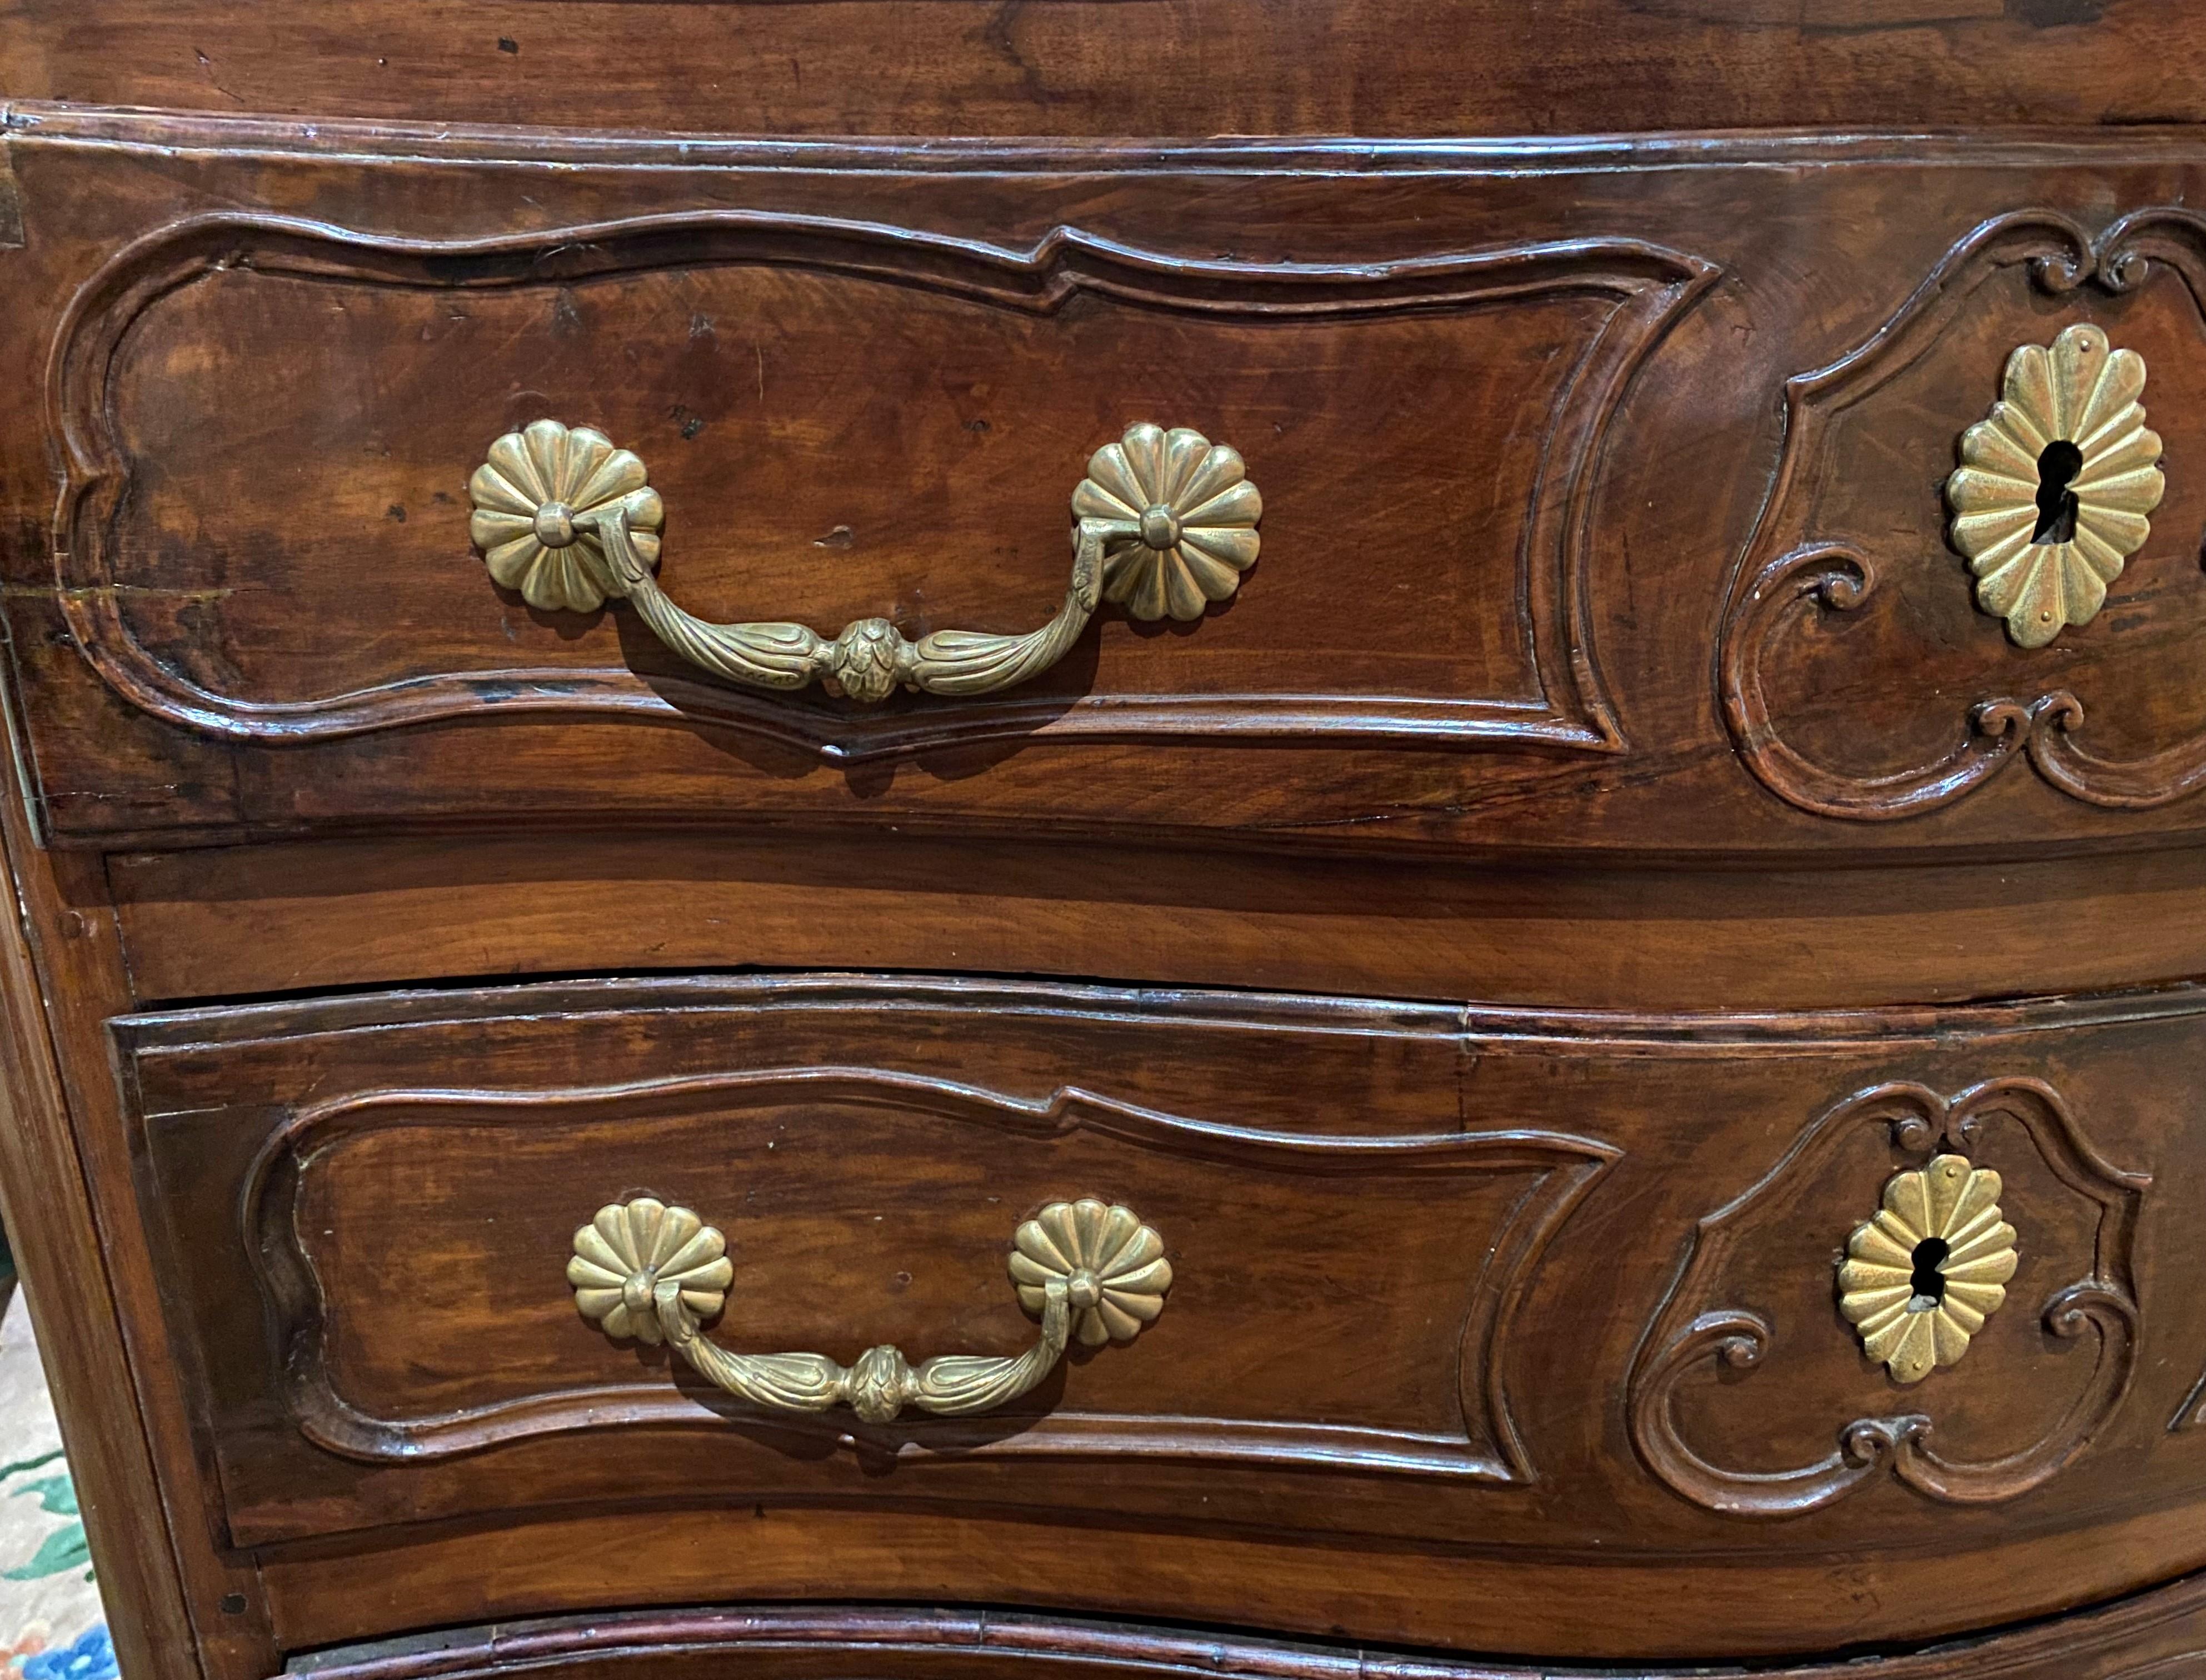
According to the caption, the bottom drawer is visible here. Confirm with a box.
[295,1596,2206,1680]
[116,975,2206,1660]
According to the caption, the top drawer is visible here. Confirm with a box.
[11,112,2206,853]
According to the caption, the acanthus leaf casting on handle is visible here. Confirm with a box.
[471,419,1261,702]
[567,1196,1171,1425]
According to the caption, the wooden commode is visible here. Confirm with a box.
[3,6,2206,1678]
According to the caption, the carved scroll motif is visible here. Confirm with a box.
[1720,209,2206,820]
[1629,1078,2147,1517]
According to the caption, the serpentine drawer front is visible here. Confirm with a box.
[12,16,2206,1680]
[9,115,2206,858]
[111,974,2206,1658]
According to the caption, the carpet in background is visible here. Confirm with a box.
[0,1290,115,1680]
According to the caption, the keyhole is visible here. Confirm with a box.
[2033,439,2083,545]
[1908,1237,1950,1311]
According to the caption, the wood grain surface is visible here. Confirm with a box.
[99,830,2206,1009]
[254,1503,2206,1659]
[2,0,2204,138]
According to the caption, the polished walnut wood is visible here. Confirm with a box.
[6,7,2206,1680]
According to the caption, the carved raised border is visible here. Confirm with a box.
[1628,1078,2147,1517]
[1719,207,2206,820]
[2173,1363,2206,1432]
[242,1065,1615,1478]
[49,210,1717,764]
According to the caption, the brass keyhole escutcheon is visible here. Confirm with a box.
[1947,322,2164,648]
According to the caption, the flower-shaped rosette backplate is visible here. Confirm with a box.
[471,418,666,614]
[1947,323,2165,649]
[567,1198,733,1346]
[1838,1154,2019,1385]
[1009,1198,1172,1347]
[1074,423,1262,622]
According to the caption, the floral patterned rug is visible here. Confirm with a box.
[0,1289,114,1680]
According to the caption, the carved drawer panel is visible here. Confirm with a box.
[1723,211,2206,822]
[56,216,1693,758]
[9,120,1712,846]
[112,974,2206,1659]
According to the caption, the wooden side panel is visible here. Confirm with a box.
[0,699,281,1680]
[0,826,203,1680]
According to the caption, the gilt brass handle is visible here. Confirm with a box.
[470,419,1262,702]
[566,1196,1171,1424]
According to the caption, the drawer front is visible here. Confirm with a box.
[12,112,2206,854]
[116,975,2206,1659]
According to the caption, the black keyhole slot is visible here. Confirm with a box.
[1908,1236,1950,1312]
[2033,438,2084,546]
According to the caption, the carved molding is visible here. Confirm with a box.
[261,1602,2206,1680]
[0,139,21,252]
[49,210,1716,764]
[242,1065,1615,1477]
[1629,1078,2147,1517]
[2172,1363,2206,1433]
[1720,207,2206,820]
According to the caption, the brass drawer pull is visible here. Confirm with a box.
[567,1195,1171,1424]
[471,419,1262,702]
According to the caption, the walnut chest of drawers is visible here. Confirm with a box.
[5,5,2206,1679]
